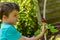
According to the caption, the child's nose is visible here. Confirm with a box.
[17,16,18,19]
[15,16,18,19]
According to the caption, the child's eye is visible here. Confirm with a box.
[14,15,17,17]
[15,15,16,16]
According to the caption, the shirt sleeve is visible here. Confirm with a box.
[6,25,22,40]
[0,38,7,40]
[0,28,7,40]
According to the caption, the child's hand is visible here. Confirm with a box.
[26,36,34,40]
[41,23,47,32]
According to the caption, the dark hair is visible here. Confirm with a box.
[0,2,19,20]
[0,2,20,28]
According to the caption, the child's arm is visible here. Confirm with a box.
[19,24,46,40]
[34,24,46,40]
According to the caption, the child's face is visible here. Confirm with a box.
[4,10,19,24]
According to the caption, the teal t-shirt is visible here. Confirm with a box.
[0,23,22,40]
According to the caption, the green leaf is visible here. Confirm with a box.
[34,29,41,36]
[50,29,58,33]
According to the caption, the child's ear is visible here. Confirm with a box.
[2,15,8,19]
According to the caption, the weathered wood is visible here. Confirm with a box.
[38,0,60,24]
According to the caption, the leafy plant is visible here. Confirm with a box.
[34,22,58,36]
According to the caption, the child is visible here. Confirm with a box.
[0,2,46,40]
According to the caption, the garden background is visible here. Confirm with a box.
[0,0,60,40]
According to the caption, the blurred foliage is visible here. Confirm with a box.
[16,0,39,36]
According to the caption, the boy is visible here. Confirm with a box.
[0,2,46,40]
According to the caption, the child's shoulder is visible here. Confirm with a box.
[0,23,16,33]
[1,23,14,28]
[1,23,15,32]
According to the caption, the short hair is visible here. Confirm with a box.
[0,2,19,20]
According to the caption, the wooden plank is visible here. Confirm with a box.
[38,0,60,24]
